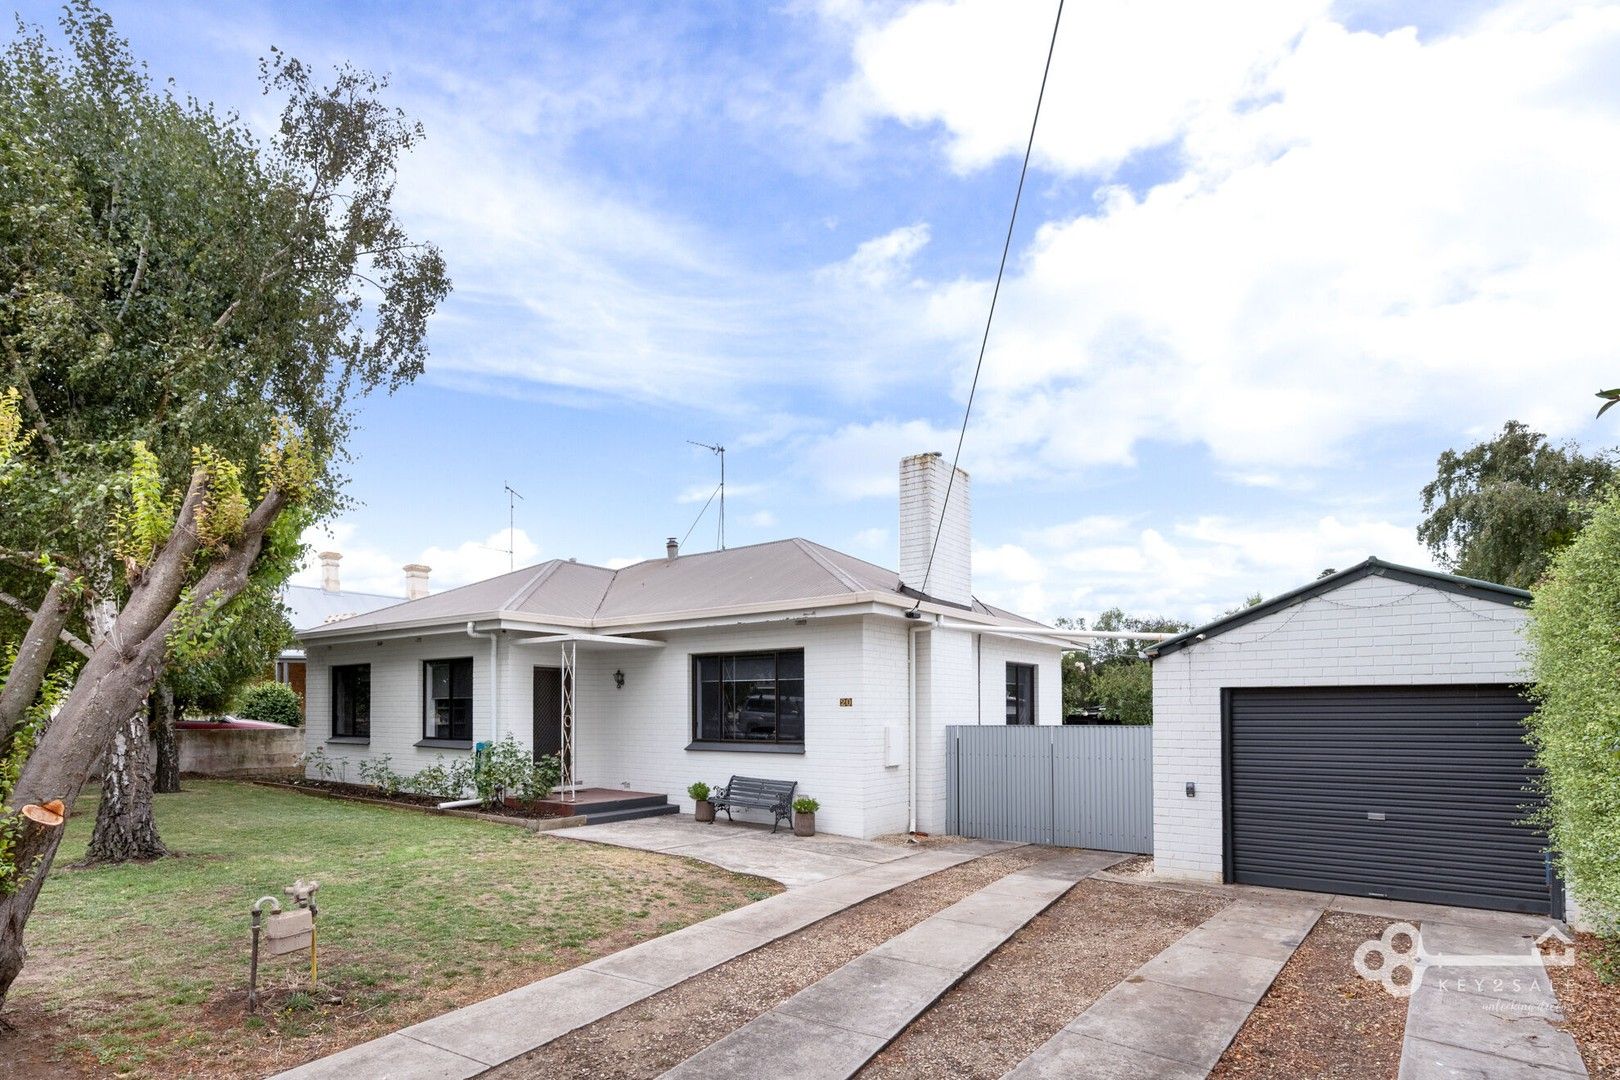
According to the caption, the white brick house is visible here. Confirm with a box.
[1146,560,1559,917]
[299,453,1063,839]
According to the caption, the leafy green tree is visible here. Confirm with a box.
[234,682,303,728]
[0,3,447,1010]
[1419,421,1615,589]
[1526,488,1620,954]
[1057,609,1189,723]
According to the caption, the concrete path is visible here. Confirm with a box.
[1005,899,1324,1079]
[658,849,1128,1080]
[269,839,1011,1080]
[550,816,915,888]
[1398,920,1588,1079]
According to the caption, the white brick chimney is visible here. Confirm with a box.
[318,551,342,593]
[403,563,431,600]
[898,452,972,606]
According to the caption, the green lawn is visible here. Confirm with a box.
[6,780,777,1078]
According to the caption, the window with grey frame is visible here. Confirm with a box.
[1006,662,1037,725]
[332,663,370,739]
[692,650,805,746]
[424,657,474,743]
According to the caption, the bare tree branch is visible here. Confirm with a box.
[117,242,148,322]
[0,576,78,743]
[0,590,92,659]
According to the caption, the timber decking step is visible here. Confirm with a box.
[581,803,680,825]
[658,848,1129,1080]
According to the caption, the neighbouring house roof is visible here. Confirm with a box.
[1145,556,1531,660]
[282,583,405,631]
[300,537,1046,641]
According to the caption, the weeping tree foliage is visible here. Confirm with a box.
[0,2,448,1010]
[1526,488,1620,943]
[1419,421,1616,589]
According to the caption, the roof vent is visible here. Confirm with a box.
[666,537,679,562]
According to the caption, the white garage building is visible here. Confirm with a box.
[1146,558,1560,917]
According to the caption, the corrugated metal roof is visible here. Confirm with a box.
[301,537,1048,637]
[282,584,404,631]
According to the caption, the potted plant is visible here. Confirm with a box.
[792,796,819,837]
[688,781,715,823]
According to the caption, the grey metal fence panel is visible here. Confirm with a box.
[946,725,1152,854]
[949,725,1054,844]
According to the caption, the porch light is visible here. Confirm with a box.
[613,669,625,689]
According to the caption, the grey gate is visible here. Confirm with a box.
[947,725,1153,853]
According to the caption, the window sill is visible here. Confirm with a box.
[685,741,805,755]
[415,738,474,749]
[326,736,370,745]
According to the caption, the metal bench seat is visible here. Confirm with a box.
[712,775,797,833]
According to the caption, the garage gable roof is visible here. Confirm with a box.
[1145,557,1531,660]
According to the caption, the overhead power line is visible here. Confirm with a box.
[915,0,1065,605]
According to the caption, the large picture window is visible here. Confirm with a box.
[424,657,474,743]
[1006,662,1037,725]
[332,664,370,739]
[692,650,805,746]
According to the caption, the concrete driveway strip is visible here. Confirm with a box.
[267,838,1004,1080]
[1397,921,1588,1079]
[659,849,1127,1080]
[1006,899,1324,1079]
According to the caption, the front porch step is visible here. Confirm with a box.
[582,803,680,826]
[532,790,671,817]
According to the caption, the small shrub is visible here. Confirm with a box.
[357,756,404,797]
[687,781,711,801]
[474,735,561,808]
[236,681,303,727]
[792,797,819,814]
[409,757,473,801]
[301,747,334,782]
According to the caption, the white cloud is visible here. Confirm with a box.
[826,1,1620,477]
[746,509,779,527]
[820,222,931,289]
[293,523,542,595]
[972,510,1434,624]
[851,526,891,554]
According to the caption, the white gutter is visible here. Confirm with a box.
[932,618,1175,645]
[466,622,500,742]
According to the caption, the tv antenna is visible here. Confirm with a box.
[502,483,524,570]
[686,441,726,550]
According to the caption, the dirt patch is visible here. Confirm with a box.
[1210,912,1406,1079]
[1543,932,1620,1078]
[0,1006,94,1079]
[871,832,971,847]
[856,878,1228,1079]
[1102,854,1153,878]
[487,847,1059,1079]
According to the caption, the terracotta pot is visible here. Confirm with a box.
[695,799,715,823]
[793,810,815,837]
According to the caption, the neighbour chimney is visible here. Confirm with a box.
[318,551,342,593]
[666,537,679,562]
[898,452,972,606]
[403,563,431,600]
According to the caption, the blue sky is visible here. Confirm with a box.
[20,0,1619,623]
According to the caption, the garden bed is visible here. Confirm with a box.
[486,847,1061,1079]
[1210,912,1407,1079]
[1543,931,1620,1078]
[252,779,583,831]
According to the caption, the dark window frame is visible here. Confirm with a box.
[689,649,805,748]
[422,657,475,744]
[331,663,371,740]
[1006,662,1037,725]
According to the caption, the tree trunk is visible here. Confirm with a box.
[0,476,287,1014]
[152,686,180,795]
[84,708,168,864]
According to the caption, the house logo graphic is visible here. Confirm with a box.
[1353,923,1575,998]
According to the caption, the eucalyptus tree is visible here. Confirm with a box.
[0,2,448,1009]
[1419,421,1615,589]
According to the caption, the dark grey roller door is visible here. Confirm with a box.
[1226,685,1556,915]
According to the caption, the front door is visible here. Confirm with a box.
[533,667,562,760]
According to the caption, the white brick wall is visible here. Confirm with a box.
[304,614,1063,840]
[899,453,972,605]
[1151,573,1529,882]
